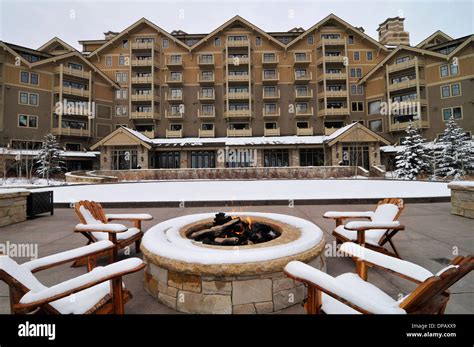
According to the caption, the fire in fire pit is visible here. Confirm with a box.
[188,213,281,246]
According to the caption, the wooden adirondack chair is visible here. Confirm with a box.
[74,200,152,265]
[284,242,473,314]
[324,198,405,257]
[0,240,145,314]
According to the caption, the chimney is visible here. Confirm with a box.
[377,17,410,46]
[103,31,119,41]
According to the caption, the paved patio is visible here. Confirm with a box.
[0,202,472,314]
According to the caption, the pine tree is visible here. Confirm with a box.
[395,123,431,180]
[434,117,473,180]
[35,133,64,184]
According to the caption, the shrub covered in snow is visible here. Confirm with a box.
[35,134,65,183]
[395,123,431,180]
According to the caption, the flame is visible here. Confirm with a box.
[246,217,253,230]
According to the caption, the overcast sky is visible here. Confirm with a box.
[0,0,472,50]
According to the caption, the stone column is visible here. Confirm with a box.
[290,148,299,167]
[180,150,188,168]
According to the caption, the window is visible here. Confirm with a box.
[116,72,127,83]
[105,56,112,67]
[350,84,364,95]
[112,150,138,170]
[451,83,460,96]
[441,85,450,98]
[214,37,221,46]
[19,92,29,105]
[66,143,81,151]
[20,71,38,85]
[348,35,354,44]
[440,63,459,77]
[18,115,38,128]
[29,93,38,106]
[115,105,128,117]
[162,38,169,48]
[353,52,360,61]
[442,107,462,121]
[118,56,126,66]
[264,149,289,167]
[367,51,373,61]
[20,71,29,84]
[256,36,261,45]
[68,62,83,70]
[440,65,449,77]
[450,63,459,76]
[191,151,216,168]
[350,68,362,78]
[30,73,38,85]
[351,101,364,112]
[368,100,381,115]
[369,119,383,132]
[170,124,182,131]
[300,148,324,166]
[395,56,410,64]
[154,151,180,169]
[265,122,278,129]
[307,35,314,45]
[115,89,128,100]
[201,123,214,131]
[122,39,129,49]
[441,83,461,98]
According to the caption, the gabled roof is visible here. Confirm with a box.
[326,122,391,146]
[416,30,453,48]
[30,51,120,88]
[358,45,448,84]
[0,41,34,67]
[445,35,474,58]
[90,126,152,150]
[87,17,190,57]
[190,15,286,50]
[37,37,76,53]
[286,13,388,51]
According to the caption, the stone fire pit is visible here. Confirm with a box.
[141,212,326,314]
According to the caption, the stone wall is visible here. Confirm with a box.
[0,190,29,227]
[448,182,474,219]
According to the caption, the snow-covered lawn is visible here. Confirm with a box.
[39,179,451,204]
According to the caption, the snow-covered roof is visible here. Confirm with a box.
[324,122,358,142]
[0,148,99,158]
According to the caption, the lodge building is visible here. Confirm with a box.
[0,14,472,172]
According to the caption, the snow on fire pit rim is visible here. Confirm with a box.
[141,212,324,265]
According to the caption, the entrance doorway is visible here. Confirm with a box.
[342,145,370,170]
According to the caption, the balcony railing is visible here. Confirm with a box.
[227,128,252,137]
[165,74,183,84]
[318,72,347,81]
[294,71,313,83]
[263,107,280,117]
[320,90,348,98]
[324,127,340,136]
[131,58,154,67]
[55,86,90,98]
[295,106,314,117]
[226,56,250,65]
[166,56,183,67]
[387,58,423,73]
[166,129,183,138]
[263,89,280,99]
[262,55,279,65]
[226,74,250,83]
[131,93,156,102]
[198,73,215,84]
[52,127,90,137]
[199,128,215,138]
[130,111,160,119]
[165,92,183,102]
[139,130,156,139]
[131,76,153,84]
[317,55,345,65]
[296,127,313,136]
[198,55,214,66]
[131,42,157,50]
[294,53,311,64]
[318,107,350,117]
[56,66,91,79]
[389,119,430,132]
[262,72,279,83]
[198,108,216,118]
[227,37,250,47]
[197,91,215,101]
[227,91,250,100]
[388,79,425,92]
[319,38,346,46]
[165,110,184,119]
[295,89,313,99]
[264,128,280,136]
[224,109,253,119]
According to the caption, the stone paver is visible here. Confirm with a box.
[0,202,472,314]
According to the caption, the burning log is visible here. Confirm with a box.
[214,237,239,245]
[189,218,241,241]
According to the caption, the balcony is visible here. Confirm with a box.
[318,107,350,117]
[55,86,90,98]
[198,108,216,118]
[226,56,250,65]
[317,55,345,65]
[389,79,425,92]
[130,111,160,119]
[318,38,346,47]
[295,107,314,117]
[227,128,252,137]
[318,72,347,81]
[262,54,279,65]
[165,110,184,119]
[227,37,250,47]
[165,74,183,85]
[52,127,90,137]
[131,58,154,67]
[263,107,280,117]
[226,74,250,83]
[262,72,279,83]
[294,53,311,65]
[166,56,183,67]
[295,89,313,100]
[227,91,250,100]
[296,127,313,136]
[131,93,155,102]
[319,90,348,98]
[198,55,214,66]
[199,128,215,138]
[263,89,280,100]
[224,109,253,119]
[131,76,153,84]
[165,92,183,102]
[198,73,215,84]
[389,119,430,132]
[294,71,313,83]
[166,129,183,138]
[55,66,91,79]
[264,128,280,136]
[139,130,156,139]
[387,58,423,73]
[197,91,215,101]
[324,127,340,136]
[131,42,157,50]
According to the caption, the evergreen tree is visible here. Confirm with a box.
[434,117,473,180]
[395,123,431,180]
[35,133,64,183]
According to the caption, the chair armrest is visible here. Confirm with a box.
[15,258,145,311]
[323,211,374,219]
[340,242,434,283]
[106,213,153,222]
[22,241,115,273]
[284,261,405,314]
[345,221,404,231]
[74,223,128,233]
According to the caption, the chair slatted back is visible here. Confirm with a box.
[377,198,405,221]
[400,255,473,313]
[75,200,108,225]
